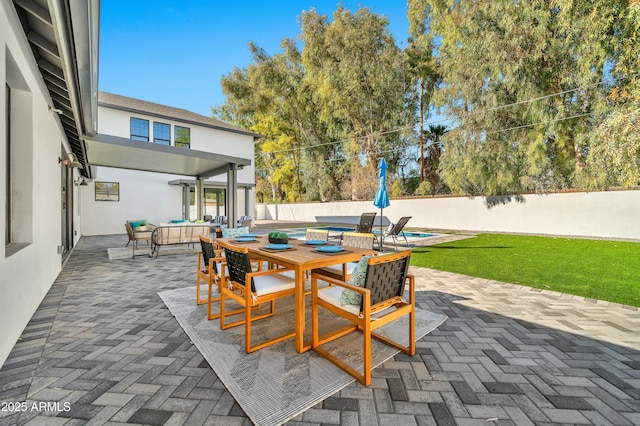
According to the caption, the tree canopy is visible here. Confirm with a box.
[215,2,640,202]
[408,0,640,195]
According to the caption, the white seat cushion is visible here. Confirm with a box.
[216,263,228,277]
[253,272,295,296]
[322,262,358,276]
[317,285,360,316]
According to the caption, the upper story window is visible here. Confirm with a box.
[153,122,170,145]
[130,117,149,141]
[175,126,190,148]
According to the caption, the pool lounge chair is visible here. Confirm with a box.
[355,212,377,233]
[378,216,412,249]
[329,212,377,242]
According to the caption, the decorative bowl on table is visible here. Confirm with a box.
[268,232,289,244]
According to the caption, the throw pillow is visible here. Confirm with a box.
[221,227,249,238]
[129,220,145,229]
[171,219,186,223]
[340,255,372,306]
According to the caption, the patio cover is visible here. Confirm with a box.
[85,133,252,223]
[85,133,251,177]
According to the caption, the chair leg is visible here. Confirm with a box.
[207,281,221,320]
[363,322,372,386]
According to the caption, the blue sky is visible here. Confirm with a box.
[99,1,410,117]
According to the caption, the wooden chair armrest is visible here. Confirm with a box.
[310,272,370,295]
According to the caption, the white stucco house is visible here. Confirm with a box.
[82,92,258,236]
[1,1,257,366]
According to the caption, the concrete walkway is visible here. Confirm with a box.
[0,234,638,425]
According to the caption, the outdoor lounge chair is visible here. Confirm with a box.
[211,215,226,226]
[219,246,296,353]
[329,212,377,243]
[236,215,252,228]
[355,212,377,233]
[377,216,412,249]
[125,220,154,258]
[311,250,415,386]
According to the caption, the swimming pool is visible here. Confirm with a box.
[287,226,438,239]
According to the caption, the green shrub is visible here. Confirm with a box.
[268,231,288,239]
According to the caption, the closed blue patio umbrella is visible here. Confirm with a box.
[373,158,390,251]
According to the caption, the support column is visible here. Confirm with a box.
[182,184,190,220]
[226,164,238,227]
[196,178,204,221]
[244,187,251,217]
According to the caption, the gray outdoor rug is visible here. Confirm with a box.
[107,245,198,260]
[159,286,447,426]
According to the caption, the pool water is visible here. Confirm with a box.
[287,226,437,239]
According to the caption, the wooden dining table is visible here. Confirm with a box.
[215,235,376,353]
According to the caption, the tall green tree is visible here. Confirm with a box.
[215,39,346,202]
[216,6,415,202]
[300,7,413,199]
[407,0,640,195]
[406,0,439,184]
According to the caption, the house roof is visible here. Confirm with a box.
[11,1,255,180]
[11,0,99,177]
[98,92,260,138]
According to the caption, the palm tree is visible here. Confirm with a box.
[423,124,448,193]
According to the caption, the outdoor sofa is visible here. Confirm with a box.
[150,222,211,258]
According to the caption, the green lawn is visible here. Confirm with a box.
[410,233,640,307]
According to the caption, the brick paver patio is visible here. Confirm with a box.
[1,233,638,425]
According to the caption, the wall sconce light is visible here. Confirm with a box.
[48,105,63,114]
[74,178,88,186]
[59,152,83,169]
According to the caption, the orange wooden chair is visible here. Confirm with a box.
[311,250,415,386]
[219,246,296,353]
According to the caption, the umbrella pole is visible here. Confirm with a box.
[379,207,383,251]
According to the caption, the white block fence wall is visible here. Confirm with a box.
[257,189,640,241]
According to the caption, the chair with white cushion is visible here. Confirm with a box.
[305,229,329,242]
[313,232,375,281]
[197,235,241,321]
[311,250,415,386]
[219,246,296,353]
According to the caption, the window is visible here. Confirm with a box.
[5,50,34,255]
[175,126,190,148]
[153,121,170,145]
[130,118,149,141]
[95,182,120,201]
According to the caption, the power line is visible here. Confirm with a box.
[254,72,638,157]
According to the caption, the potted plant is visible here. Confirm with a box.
[268,231,289,244]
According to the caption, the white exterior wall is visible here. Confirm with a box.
[83,106,256,235]
[258,189,640,241]
[96,107,255,186]
[81,167,184,235]
[0,3,82,366]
